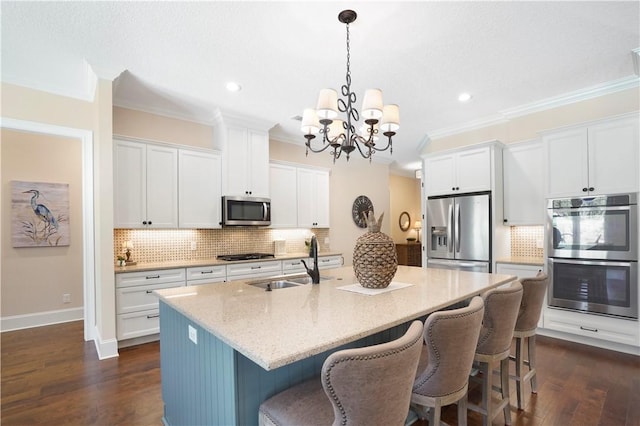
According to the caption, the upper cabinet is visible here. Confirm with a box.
[297,168,330,228]
[178,150,222,228]
[114,139,178,228]
[269,163,298,228]
[502,140,544,225]
[544,115,639,198]
[424,145,493,196]
[213,113,273,198]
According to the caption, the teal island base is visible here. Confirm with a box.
[159,301,416,425]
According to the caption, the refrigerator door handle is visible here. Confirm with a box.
[447,204,454,253]
[455,203,461,253]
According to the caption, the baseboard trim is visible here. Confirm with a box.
[93,326,119,360]
[0,307,83,332]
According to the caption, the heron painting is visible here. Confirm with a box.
[11,181,69,247]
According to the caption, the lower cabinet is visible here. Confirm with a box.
[396,243,422,267]
[186,265,226,285]
[115,268,186,341]
[544,308,639,347]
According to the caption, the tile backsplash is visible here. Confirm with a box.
[510,225,544,258]
[114,228,329,264]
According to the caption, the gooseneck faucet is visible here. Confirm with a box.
[301,235,320,284]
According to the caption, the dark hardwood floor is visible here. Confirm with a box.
[2,321,639,425]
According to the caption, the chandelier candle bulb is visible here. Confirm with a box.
[316,88,339,119]
[301,108,320,135]
[380,104,400,132]
[361,88,384,120]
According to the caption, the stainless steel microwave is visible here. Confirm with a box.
[222,196,271,226]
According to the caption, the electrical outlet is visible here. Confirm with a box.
[190,241,197,251]
[188,325,198,344]
[536,239,544,249]
[324,237,330,245]
[62,293,71,303]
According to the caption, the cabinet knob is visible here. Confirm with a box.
[503,219,508,223]
[589,187,594,192]
[452,187,455,191]
[148,221,152,225]
[582,187,588,192]
[456,187,459,190]
[142,221,147,225]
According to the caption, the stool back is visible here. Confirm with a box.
[515,273,549,333]
[476,282,523,357]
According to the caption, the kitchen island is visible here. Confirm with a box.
[155,265,516,425]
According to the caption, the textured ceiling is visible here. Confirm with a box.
[2,1,639,173]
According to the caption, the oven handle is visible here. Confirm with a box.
[548,258,636,268]
[551,205,634,214]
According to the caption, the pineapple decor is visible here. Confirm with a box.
[353,211,398,289]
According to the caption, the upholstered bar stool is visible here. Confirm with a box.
[511,273,549,410]
[411,296,485,426]
[468,282,523,426]
[258,320,424,426]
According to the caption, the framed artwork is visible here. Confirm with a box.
[11,181,70,247]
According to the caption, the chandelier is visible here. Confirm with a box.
[301,9,400,163]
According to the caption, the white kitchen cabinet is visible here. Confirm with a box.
[114,139,178,228]
[502,140,544,225]
[226,260,283,280]
[282,255,344,274]
[297,168,330,228]
[269,163,298,228]
[424,146,491,196]
[544,115,639,197]
[115,268,186,341]
[186,265,226,285]
[222,125,270,198]
[544,308,639,347]
[178,149,222,228]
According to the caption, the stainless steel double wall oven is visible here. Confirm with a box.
[546,193,638,319]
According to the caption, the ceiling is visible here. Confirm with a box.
[2,1,639,175]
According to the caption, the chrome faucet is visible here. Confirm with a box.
[301,235,320,284]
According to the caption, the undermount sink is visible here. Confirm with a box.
[248,280,302,290]
[247,275,335,291]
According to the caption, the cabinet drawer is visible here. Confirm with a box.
[116,268,186,288]
[317,255,343,269]
[544,308,639,346]
[282,258,307,274]
[226,260,282,278]
[117,309,160,340]
[186,265,226,283]
[116,281,182,314]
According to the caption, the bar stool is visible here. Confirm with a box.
[510,272,549,410]
[411,296,485,426]
[468,282,523,426]
[258,320,424,426]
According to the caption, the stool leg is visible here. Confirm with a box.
[515,336,525,410]
[501,357,512,426]
[457,394,468,426]
[481,362,491,426]
[529,335,538,393]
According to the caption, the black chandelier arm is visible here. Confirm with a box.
[368,135,393,152]
[305,139,334,154]
[350,136,373,159]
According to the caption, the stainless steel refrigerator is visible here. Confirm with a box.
[426,192,491,272]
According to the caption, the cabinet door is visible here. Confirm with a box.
[179,150,222,228]
[146,145,178,228]
[588,117,639,195]
[114,140,146,228]
[225,126,250,196]
[424,154,456,196]
[296,168,315,227]
[503,141,544,225]
[545,128,589,197]
[456,147,491,193]
[248,130,270,198]
[269,164,298,228]
[313,170,330,227]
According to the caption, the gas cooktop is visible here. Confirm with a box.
[216,253,275,261]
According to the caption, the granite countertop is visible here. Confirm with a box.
[155,265,516,371]
[115,251,343,273]
[496,256,545,266]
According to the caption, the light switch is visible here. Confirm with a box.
[188,325,198,344]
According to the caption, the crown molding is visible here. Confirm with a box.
[112,99,218,126]
[427,75,640,140]
[211,108,275,132]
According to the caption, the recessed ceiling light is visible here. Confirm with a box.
[458,93,472,102]
[226,82,242,92]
